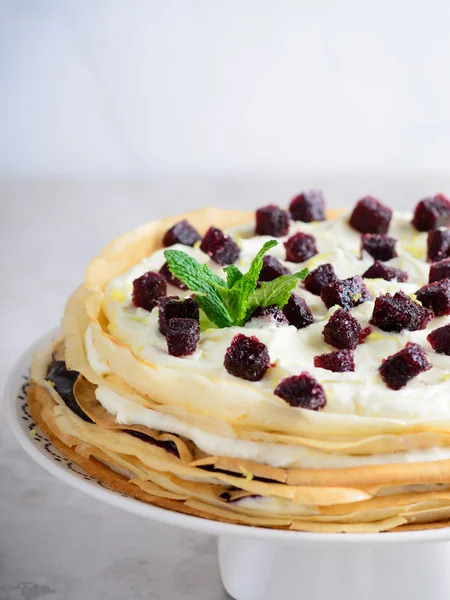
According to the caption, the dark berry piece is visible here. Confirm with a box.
[282,293,314,329]
[349,196,392,234]
[132,271,167,312]
[125,430,179,457]
[255,204,290,237]
[224,334,270,382]
[284,232,318,263]
[158,296,199,335]
[314,349,355,373]
[361,234,397,261]
[370,290,434,333]
[427,229,450,262]
[246,304,289,327]
[166,318,200,357]
[200,226,240,265]
[429,258,450,283]
[362,261,408,282]
[428,324,450,355]
[258,255,290,282]
[274,373,326,410]
[159,261,188,290]
[412,194,450,232]
[163,219,201,247]
[289,190,326,222]
[304,263,338,296]
[379,342,432,390]
[322,308,369,350]
[415,279,450,317]
[321,275,371,309]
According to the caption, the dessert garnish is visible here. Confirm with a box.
[379,342,432,390]
[362,261,408,282]
[258,255,290,282]
[200,226,240,265]
[361,234,397,261]
[289,190,326,222]
[415,279,450,317]
[349,196,392,234]
[322,308,371,350]
[246,305,289,327]
[284,232,318,263]
[158,296,199,336]
[164,241,308,329]
[224,333,270,381]
[370,290,434,333]
[321,275,372,309]
[427,229,450,262]
[255,204,290,237]
[429,257,450,283]
[163,219,201,247]
[412,194,450,231]
[427,323,450,355]
[303,263,338,296]
[274,373,326,410]
[282,293,314,329]
[132,271,167,311]
[314,349,355,372]
[166,318,200,357]
[159,261,188,290]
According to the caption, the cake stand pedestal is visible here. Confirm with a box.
[218,536,450,600]
[6,329,450,600]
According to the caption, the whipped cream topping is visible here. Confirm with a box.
[94,212,450,423]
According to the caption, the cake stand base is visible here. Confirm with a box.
[218,536,450,600]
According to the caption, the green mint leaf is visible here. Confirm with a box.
[245,273,305,321]
[294,268,309,281]
[164,250,231,327]
[228,240,279,325]
[223,264,243,288]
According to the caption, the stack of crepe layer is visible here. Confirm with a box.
[28,208,450,533]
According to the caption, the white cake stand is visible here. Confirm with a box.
[5,329,450,600]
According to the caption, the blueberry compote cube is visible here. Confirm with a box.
[379,342,432,390]
[200,226,240,265]
[361,234,397,261]
[304,264,338,296]
[282,294,314,329]
[258,255,290,282]
[362,261,408,283]
[158,296,199,335]
[163,219,201,247]
[349,197,392,234]
[255,205,290,237]
[322,308,371,350]
[224,334,270,381]
[370,290,433,333]
[415,279,450,317]
[321,275,371,309]
[289,190,326,222]
[427,324,450,355]
[166,318,200,357]
[412,194,450,232]
[274,373,326,410]
[314,349,355,373]
[132,271,167,312]
[284,232,318,263]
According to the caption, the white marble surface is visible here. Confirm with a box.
[2,176,450,600]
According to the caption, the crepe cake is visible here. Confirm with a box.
[27,192,450,532]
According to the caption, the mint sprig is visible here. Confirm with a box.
[163,242,309,329]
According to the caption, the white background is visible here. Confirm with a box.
[2,0,450,177]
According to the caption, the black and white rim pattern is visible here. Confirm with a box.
[17,372,104,485]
